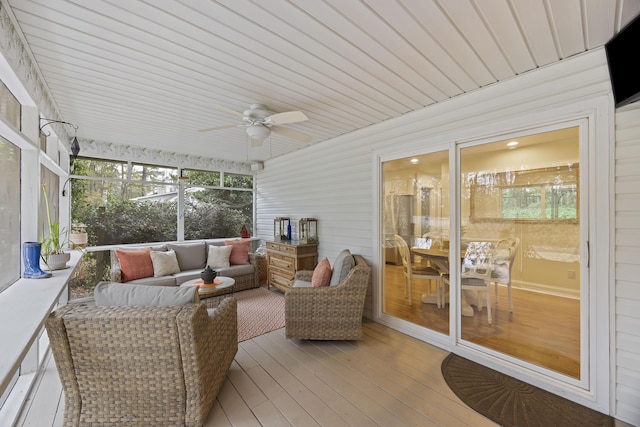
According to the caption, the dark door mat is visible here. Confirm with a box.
[441,353,614,427]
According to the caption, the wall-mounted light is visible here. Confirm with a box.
[39,118,80,168]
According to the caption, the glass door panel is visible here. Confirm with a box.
[458,127,581,378]
[382,151,450,335]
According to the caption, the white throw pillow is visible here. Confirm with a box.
[150,249,181,277]
[207,245,232,269]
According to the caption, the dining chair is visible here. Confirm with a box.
[491,238,519,312]
[394,235,442,306]
[459,241,496,324]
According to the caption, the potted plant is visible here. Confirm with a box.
[40,184,71,270]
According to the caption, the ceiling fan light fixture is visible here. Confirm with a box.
[246,124,271,142]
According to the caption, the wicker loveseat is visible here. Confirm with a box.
[285,254,371,340]
[45,289,237,427]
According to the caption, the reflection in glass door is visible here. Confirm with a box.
[382,151,450,335]
[458,127,581,378]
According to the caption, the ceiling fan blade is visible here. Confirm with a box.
[265,111,308,125]
[271,125,313,143]
[212,104,245,118]
[197,123,237,132]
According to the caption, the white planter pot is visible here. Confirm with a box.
[45,252,71,270]
[69,232,88,248]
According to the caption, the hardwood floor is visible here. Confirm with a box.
[383,264,580,378]
[17,321,500,427]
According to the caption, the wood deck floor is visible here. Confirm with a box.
[16,320,499,427]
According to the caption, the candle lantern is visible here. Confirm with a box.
[274,217,290,241]
[299,218,318,244]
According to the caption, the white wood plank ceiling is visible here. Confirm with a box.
[3,0,640,162]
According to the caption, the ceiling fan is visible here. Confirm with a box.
[198,104,312,146]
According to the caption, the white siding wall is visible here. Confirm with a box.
[614,102,640,425]
[255,48,640,421]
[255,140,377,314]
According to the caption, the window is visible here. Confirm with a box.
[71,158,178,245]
[71,159,254,245]
[0,137,20,293]
[0,80,20,129]
[182,169,253,240]
[470,165,579,222]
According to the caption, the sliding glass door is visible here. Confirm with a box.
[381,150,450,335]
[380,125,583,379]
[458,126,581,378]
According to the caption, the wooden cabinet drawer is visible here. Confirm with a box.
[266,241,297,255]
[269,270,292,289]
[269,255,293,270]
[279,245,297,255]
[266,241,281,251]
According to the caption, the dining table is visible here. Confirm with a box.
[410,243,475,317]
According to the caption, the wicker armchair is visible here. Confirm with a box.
[285,255,371,340]
[45,297,238,427]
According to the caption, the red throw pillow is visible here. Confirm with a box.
[224,240,251,265]
[115,247,154,282]
[311,257,332,288]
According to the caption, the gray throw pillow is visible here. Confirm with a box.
[329,249,355,286]
[94,281,199,306]
[167,242,207,271]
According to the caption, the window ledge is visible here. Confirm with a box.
[0,250,82,397]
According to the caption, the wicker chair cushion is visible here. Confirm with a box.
[292,279,313,288]
[312,257,332,287]
[168,241,207,270]
[115,247,154,282]
[150,249,181,277]
[225,239,251,265]
[94,281,199,306]
[329,249,355,286]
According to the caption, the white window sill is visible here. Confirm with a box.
[0,250,82,399]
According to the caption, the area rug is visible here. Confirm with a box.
[441,353,614,427]
[234,287,285,342]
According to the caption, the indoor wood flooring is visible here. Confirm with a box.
[16,321,499,427]
[383,264,581,378]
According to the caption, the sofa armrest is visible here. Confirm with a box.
[177,299,238,425]
[109,249,124,282]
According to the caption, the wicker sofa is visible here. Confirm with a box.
[45,286,237,427]
[109,239,259,292]
[285,254,371,340]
